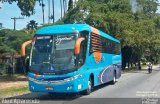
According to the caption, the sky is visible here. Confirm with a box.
[0,0,160,30]
[0,0,64,30]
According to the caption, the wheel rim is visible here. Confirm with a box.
[113,74,116,82]
[88,80,92,92]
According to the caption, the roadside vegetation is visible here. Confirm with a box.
[0,0,159,73]
[0,85,29,98]
[62,0,160,70]
[0,74,28,98]
[0,0,160,83]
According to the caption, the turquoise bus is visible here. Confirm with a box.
[22,24,122,95]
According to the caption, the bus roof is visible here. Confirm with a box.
[36,24,120,43]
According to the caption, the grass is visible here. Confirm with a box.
[0,86,29,98]
[0,74,29,98]
[122,65,147,73]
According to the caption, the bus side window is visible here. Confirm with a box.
[77,31,88,67]
[78,40,87,66]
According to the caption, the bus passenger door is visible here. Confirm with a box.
[75,31,89,68]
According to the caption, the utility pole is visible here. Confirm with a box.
[11,17,24,31]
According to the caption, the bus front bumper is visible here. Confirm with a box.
[28,75,87,93]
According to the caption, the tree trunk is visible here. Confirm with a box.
[48,0,50,24]
[52,0,55,23]
[138,61,141,70]
[60,0,63,19]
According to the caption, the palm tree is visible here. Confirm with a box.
[63,0,67,15]
[51,0,55,23]
[74,0,78,7]
[48,0,51,24]
[38,0,45,24]
[27,20,38,30]
[0,23,2,29]
[68,0,73,11]
[60,0,63,19]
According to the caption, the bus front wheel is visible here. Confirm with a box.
[83,78,93,95]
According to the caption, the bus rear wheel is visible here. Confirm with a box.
[83,78,93,95]
[111,71,116,84]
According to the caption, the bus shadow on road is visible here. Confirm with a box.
[92,81,115,92]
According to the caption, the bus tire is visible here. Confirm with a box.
[83,78,93,95]
[111,71,116,84]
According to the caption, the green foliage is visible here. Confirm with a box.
[17,0,36,16]
[26,20,38,30]
[68,0,73,11]
[137,0,158,15]
[0,29,33,54]
[0,0,36,16]
[63,0,160,66]
[0,0,160,69]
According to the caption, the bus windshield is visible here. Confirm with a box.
[29,34,77,75]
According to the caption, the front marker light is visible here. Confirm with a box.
[78,84,82,90]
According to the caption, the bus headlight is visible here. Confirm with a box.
[28,74,82,84]
[64,74,82,82]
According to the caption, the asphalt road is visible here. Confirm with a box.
[3,66,160,104]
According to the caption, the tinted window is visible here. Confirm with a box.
[90,32,121,55]
[77,31,89,67]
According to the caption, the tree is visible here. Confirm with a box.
[0,0,36,16]
[62,0,160,69]
[38,0,45,24]
[17,0,36,16]
[137,0,158,14]
[51,0,55,23]
[63,0,67,14]
[0,29,33,74]
[60,0,63,19]
[68,0,73,11]
[26,20,38,30]
[0,23,2,29]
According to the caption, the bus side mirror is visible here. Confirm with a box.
[21,40,32,57]
[21,40,32,74]
[74,37,85,55]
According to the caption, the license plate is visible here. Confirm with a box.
[45,86,53,90]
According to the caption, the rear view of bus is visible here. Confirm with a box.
[26,24,122,95]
